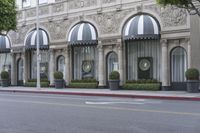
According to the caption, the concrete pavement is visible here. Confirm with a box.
[0,86,200,101]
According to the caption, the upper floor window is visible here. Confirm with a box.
[39,0,48,4]
[22,0,30,8]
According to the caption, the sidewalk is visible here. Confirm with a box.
[0,86,200,101]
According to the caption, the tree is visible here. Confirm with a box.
[0,0,17,35]
[156,0,200,16]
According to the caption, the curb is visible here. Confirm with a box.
[0,89,200,101]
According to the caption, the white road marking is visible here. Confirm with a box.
[85,101,145,105]
[85,99,161,105]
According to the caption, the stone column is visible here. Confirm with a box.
[11,53,16,85]
[161,39,170,90]
[49,49,55,86]
[118,43,124,85]
[98,44,104,87]
[64,46,70,85]
[23,51,28,83]
[187,39,191,68]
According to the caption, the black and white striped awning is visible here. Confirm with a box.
[68,22,98,46]
[0,35,11,53]
[25,29,49,50]
[123,14,160,40]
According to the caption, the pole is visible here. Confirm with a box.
[36,0,40,89]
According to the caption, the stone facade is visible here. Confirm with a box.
[7,0,196,90]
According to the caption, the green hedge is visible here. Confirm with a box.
[24,82,49,87]
[71,79,97,83]
[68,82,98,88]
[27,79,49,83]
[126,79,159,83]
[122,83,161,91]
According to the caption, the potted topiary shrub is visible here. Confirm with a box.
[185,68,199,93]
[1,71,10,87]
[109,71,120,90]
[54,71,64,89]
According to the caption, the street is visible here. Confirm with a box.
[0,92,199,133]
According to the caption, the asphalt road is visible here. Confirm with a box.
[0,92,199,133]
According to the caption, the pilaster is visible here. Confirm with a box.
[161,39,170,90]
[98,43,105,87]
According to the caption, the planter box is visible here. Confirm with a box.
[109,80,120,90]
[122,83,161,91]
[68,82,98,88]
[24,82,49,87]
[54,79,64,89]
[187,80,199,93]
[1,79,9,87]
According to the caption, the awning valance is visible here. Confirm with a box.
[0,35,11,53]
[25,29,49,50]
[68,22,98,46]
[123,14,160,40]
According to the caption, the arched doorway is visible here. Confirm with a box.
[171,47,187,90]
[123,14,161,81]
[68,22,98,80]
[17,58,24,86]
[106,52,118,84]
[24,28,49,80]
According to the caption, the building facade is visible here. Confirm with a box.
[3,0,200,90]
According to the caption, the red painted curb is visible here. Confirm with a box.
[0,89,200,101]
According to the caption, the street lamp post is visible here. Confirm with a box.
[36,0,40,89]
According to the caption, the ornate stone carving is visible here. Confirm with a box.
[97,44,103,51]
[9,24,34,45]
[17,11,23,20]
[102,0,116,4]
[25,8,36,18]
[52,3,64,13]
[117,43,123,50]
[11,46,24,53]
[42,17,78,41]
[86,9,134,34]
[68,0,97,10]
[160,39,167,46]
[39,6,49,15]
[101,39,118,45]
[55,0,63,2]
[145,4,187,27]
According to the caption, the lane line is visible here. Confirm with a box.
[0,98,199,117]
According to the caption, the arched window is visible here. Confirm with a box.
[107,52,118,78]
[171,47,187,82]
[17,58,23,81]
[57,56,65,79]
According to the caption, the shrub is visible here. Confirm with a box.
[122,83,160,91]
[54,71,63,80]
[1,71,9,80]
[109,71,120,80]
[185,68,199,80]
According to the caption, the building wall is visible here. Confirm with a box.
[9,0,194,88]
